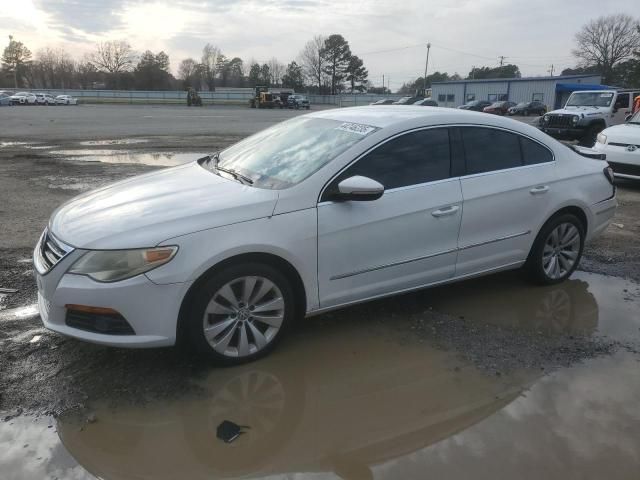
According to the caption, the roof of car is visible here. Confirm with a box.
[307,106,551,143]
[309,105,481,128]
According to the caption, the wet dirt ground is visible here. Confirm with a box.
[1,112,640,479]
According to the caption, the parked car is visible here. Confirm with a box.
[414,98,438,107]
[34,107,616,364]
[10,92,37,105]
[593,109,640,180]
[508,101,547,116]
[458,100,492,111]
[370,99,395,105]
[483,101,516,115]
[539,90,625,146]
[55,94,78,105]
[393,95,423,105]
[35,93,57,105]
[288,94,310,110]
[0,93,13,106]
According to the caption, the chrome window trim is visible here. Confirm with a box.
[317,123,556,205]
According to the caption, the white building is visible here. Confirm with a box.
[431,74,602,110]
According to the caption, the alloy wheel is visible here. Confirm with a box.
[542,223,580,280]
[202,276,285,358]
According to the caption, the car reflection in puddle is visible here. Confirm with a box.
[56,321,527,480]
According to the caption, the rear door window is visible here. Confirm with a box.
[520,137,554,165]
[460,127,522,174]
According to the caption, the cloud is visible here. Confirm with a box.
[34,0,133,33]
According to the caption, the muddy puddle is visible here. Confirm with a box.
[1,271,639,479]
[49,149,209,166]
[78,138,149,146]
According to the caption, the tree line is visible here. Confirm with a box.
[0,34,369,93]
[2,15,639,94]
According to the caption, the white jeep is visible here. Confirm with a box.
[539,90,633,146]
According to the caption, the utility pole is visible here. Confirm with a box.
[498,55,507,68]
[471,65,476,80]
[382,74,385,92]
[422,42,431,94]
[548,64,554,76]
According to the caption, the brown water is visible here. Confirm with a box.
[1,271,639,479]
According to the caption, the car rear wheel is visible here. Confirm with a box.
[187,263,295,364]
[525,214,584,285]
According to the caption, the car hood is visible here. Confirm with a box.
[549,106,608,117]
[602,123,640,144]
[49,161,279,250]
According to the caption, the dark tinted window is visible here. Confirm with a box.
[520,137,553,165]
[461,127,522,174]
[333,128,451,192]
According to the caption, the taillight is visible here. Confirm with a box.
[603,166,615,185]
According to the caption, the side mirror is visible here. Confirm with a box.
[334,176,384,201]
[625,114,633,122]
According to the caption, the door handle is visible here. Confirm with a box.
[530,185,549,195]
[431,205,460,217]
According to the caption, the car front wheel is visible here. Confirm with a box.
[526,214,584,285]
[187,263,295,364]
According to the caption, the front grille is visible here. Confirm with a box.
[36,229,73,274]
[66,310,135,335]
[546,114,574,128]
[608,162,640,177]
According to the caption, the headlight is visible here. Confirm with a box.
[597,133,607,144]
[68,247,178,282]
[542,115,550,123]
[571,115,580,125]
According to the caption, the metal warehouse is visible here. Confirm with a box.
[431,74,602,110]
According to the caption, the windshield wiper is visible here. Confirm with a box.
[216,165,254,185]
[207,153,253,185]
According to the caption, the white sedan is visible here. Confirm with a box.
[55,94,78,105]
[594,110,640,180]
[34,107,617,363]
[10,92,37,105]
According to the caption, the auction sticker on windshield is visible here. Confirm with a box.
[336,122,377,136]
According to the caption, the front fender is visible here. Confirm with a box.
[145,209,320,311]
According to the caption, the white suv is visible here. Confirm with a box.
[34,107,616,363]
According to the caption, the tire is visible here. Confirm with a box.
[186,263,296,365]
[525,213,585,285]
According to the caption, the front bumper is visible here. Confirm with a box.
[540,127,586,140]
[34,243,190,348]
[593,142,640,179]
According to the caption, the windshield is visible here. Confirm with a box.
[566,92,614,107]
[629,110,640,124]
[213,117,378,189]
[515,102,528,107]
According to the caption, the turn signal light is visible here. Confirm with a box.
[65,304,121,316]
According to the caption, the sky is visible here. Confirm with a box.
[0,0,637,89]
